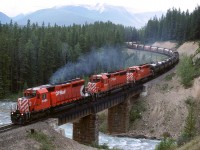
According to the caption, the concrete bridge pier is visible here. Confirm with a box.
[73,114,99,145]
[108,98,130,133]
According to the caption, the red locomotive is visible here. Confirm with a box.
[11,44,179,125]
[87,70,127,94]
[11,78,85,124]
[127,64,153,83]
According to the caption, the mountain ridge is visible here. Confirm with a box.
[0,5,164,28]
[0,12,11,24]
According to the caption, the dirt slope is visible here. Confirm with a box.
[128,41,200,139]
[152,41,177,49]
[177,41,199,56]
[0,121,96,150]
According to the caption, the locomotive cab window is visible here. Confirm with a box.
[107,74,111,78]
[25,93,36,98]
[120,72,126,75]
[42,94,46,100]
[130,70,136,73]
[92,79,100,83]
[30,93,36,98]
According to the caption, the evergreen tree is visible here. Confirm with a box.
[0,61,4,98]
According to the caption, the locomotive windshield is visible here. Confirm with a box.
[24,90,36,98]
[91,78,100,83]
[130,69,136,73]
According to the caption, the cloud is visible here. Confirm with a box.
[0,0,199,17]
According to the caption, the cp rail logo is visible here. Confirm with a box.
[56,90,66,96]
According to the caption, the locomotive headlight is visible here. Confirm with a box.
[21,113,23,116]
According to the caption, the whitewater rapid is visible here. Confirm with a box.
[60,123,160,150]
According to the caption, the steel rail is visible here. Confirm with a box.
[0,123,20,134]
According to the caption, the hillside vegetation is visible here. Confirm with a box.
[177,136,200,150]
[126,41,200,149]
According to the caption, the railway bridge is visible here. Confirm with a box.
[52,84,144,145]
[48,43,177,145]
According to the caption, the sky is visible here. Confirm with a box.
[0,0,199,17]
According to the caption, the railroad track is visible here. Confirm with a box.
[0,124,20,134]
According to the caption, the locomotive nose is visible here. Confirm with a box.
[17,97,29,113]
[87,82,97,93]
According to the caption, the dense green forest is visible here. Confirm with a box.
[140,6,200,43]
[0,5,200,98]
[0,21,130,98]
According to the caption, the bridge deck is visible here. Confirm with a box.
[53,84,143,125]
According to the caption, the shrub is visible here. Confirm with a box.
[129,99,146,124]
[92,143,110,149]
[184,96,195,106]
[28,130,55,150]
[177,55,196,87]
[184,98,196,138]
[177,97,196,146]
[177,136,200,150]
[91,143,120,150]
[155,138,177,150]
[177,133,193,146]
[98,113,107,133]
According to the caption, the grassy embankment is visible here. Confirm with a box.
[28,130,55,150]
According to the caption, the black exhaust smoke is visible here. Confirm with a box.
[49,46,126,84]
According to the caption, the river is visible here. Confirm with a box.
[0,102,160,150]
[59,123,160,150]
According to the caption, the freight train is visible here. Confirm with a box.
[11,44,179,125]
